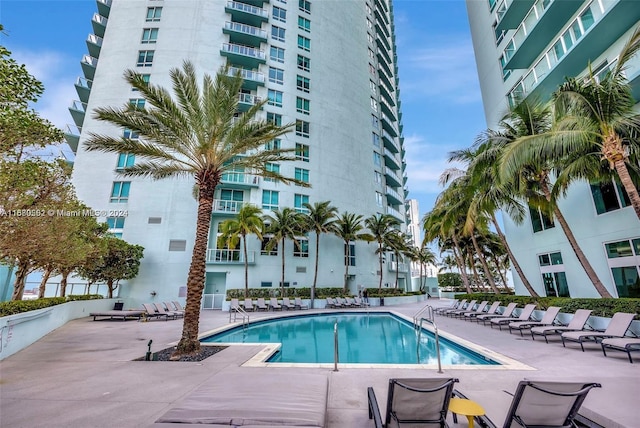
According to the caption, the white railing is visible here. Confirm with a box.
[228,66,265,83]
[96,0,112,8]
[70,100,86,112]
[92,13,108,26]
[221,172,260,185]
[221,43,266,60]
[386,206,403,220]
[86,34,103,47]
[388,261,408,272]
[226,0,268,18]
[386,186,402,201]
[212,199,243,213]
[81,55,98,67]
[384,148,400,167]
[207,249,255,263]
[385,167,401,183]
[75,76,92,89]
[238,93,261,105]
[224,21,267,39]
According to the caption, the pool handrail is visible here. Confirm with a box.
[333,321,339,372]
[419,311,443,373]
[229,304,249,329]
[413,303,435,329]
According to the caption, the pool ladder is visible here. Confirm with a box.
[414,305,443,373]
[229,305,249,329]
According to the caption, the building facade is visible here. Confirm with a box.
[68,0,409,306]
[466,0,640,298]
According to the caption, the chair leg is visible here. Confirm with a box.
[627,350,633,364]
[601,344,607,358]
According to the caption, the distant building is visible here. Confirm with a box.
[466,0,639,297]
[67,0,409,306]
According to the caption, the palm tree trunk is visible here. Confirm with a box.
[469,255,481,292]
[312,234,320,308]
[344,241,350,293]
[175,182,216,355]
[281,238,286,298]
[451,235,472,293]
[613,159,640,220]
[394,252,400,289]
[490,214,539,297]
[539,182,613,298]
[11,261,29,301]
[38,267,52,298]
[377,243,384,292]
[242,234,249,298]
[470,233,501,294]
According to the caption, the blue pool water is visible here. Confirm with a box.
[202,312,498,365]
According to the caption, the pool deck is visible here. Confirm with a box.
[0,299,638,427]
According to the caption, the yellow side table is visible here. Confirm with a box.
[448,397,485,428]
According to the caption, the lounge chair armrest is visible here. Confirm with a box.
[367,387,384,428]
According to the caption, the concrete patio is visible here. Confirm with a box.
[0,300,638,427]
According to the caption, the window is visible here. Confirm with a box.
[369,63,376,75]
[261,238,278,256]
[261,281,273,287]
[298,16,311,32]
[296,120,310,137]
[297,35,311,52]
[129,98,146,109]
[345,243,356,266]
[272,6,286,22]
[268,89,283,107]
[297,54,310,71]
[368,48,375,60]
[374,171,382,185]
[293,238,309,257]
[106,217,125,238]
[373,151,381,167]
[295,143,309,162]
[219,189,243,211]
[123,129,139,140]
[591,180,631,215]
[295,167,309,185]
[529,206,554,233]
[137,50,154,67]
[538,252,563,266]
[604,238,640,297]
[270,46,285,63]
[375,191,383,207]
[366,2,372,15]
[538,251,569,297]
[110,181,131,203]
[370,97,378,112]
[131,74,150,91]
[271,26,286,42]
[264,162,280,182]
[296,75,310,93]
[370,80,377,94]
[141,28,158,44]
[366,18,373,31]
[267,112,282,126]
[265,139,281,150]
[146,7,162,22]
[296,97,310,115]
[262,190,279,211]
[299,0,311,14]
[372,132,380,147]
[269,67,284,84]
[116,153,135,170]
[371,114,379,129]
[294,194,309,213]
[367,33,374,44]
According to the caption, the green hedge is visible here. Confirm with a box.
[0,295,104,317]
[227,287,423,300]
[454,293,640,319]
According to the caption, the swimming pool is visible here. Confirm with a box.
[202,312,499,365]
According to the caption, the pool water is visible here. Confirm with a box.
[202,312,498,365]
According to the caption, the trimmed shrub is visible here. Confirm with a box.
[0,294,105,317]
[226,287,422,300]
[437,273,462,289]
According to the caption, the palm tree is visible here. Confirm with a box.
[364,214,400,292]
[84,62,303,355]
[516,26,640,219]
[302,201,337,308]
[332,212,369,293]
[219,205,264,298]
[264,207,305,298]
[500,100,613,298]
[414,245,437,293]
[385,230,411,289]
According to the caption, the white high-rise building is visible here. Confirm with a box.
[68,0,409,306]
[466,0,639,298]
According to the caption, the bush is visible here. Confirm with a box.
[66,294,103,301]
[0,294,105,317]
[437,273,461,289]
[226,287,421,300]
[453,293,640,319]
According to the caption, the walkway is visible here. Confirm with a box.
[0,300,638,427]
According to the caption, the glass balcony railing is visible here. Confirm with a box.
[221,171,260,186]
[221,43,266,60]
[212,199,243,213]
[238,93,261,105]
[207,249,255,264]
[385,206,403,221]
[226,1,268,19]
[224,21,267,39]
[384,167,402,186]
[228,66,265,83]
[92,13,108,37]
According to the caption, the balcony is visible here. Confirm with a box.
[223,21,267,47]
[378,81,395,107]
[380,112,397,137]
[237,93,261,112]
[376,32,391,52]
[379,97,395,119]
[503,0,582,70]
[375,0,388,13]
[377,56,394,83]
[74,77,92,104]
[69,101,87,128]
[227,66,265,90]
[375,20,390,40]
[221,43,266,69]
[81,55,98,81]
[225,1,268,27]
[510,0,640,105]
[628,51,640,101]
[86,34,103,58]
[382,130,399,153]
[495,0,535,33]
[374,7,389,26]
[384,167,402,187]
[377,66,393,91]
[64,124,81,153]
[385,206,404,222]
[212,199,244,214]
[385,186,403,206]
[384,148,401,170]
[388,261,408,272]
[207,249,256,264]
[220,171,260,188]
[91,13,107,38]
[96,0,112,18]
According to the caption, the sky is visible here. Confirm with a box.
[0,0,488,240]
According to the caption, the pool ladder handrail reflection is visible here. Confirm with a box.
[416,306,443,373]
[229,304,249,329]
